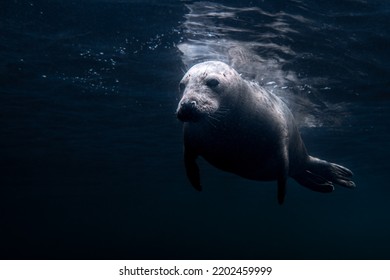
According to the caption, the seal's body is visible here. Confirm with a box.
[176,61,355,203]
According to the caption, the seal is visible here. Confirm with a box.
[176,61,355,204]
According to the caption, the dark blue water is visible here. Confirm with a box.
[1,0,389,259]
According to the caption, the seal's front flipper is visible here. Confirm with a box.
[184,148,202,191]
[277,146,289,204]
[277,176,286,205]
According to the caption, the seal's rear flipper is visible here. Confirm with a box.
[293,156,355,192]
[293,170,335,193]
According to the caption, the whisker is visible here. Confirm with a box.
[206,117,218,129]
[213,107,231,117]
[207,111,224,126]
[207,113,221,121]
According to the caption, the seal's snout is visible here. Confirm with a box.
[177,99,200,122]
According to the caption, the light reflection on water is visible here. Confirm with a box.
[177,1,357,128]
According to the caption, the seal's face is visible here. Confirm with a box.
[176,61,240,122]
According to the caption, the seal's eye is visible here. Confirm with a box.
[206,78,219,88]
[179,82,186,93]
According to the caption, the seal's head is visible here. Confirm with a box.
[176,61,242,122]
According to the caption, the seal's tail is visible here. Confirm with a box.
[292,156,355,193]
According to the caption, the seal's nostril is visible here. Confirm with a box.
[177,99,200,122]
[181,100,197,109]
